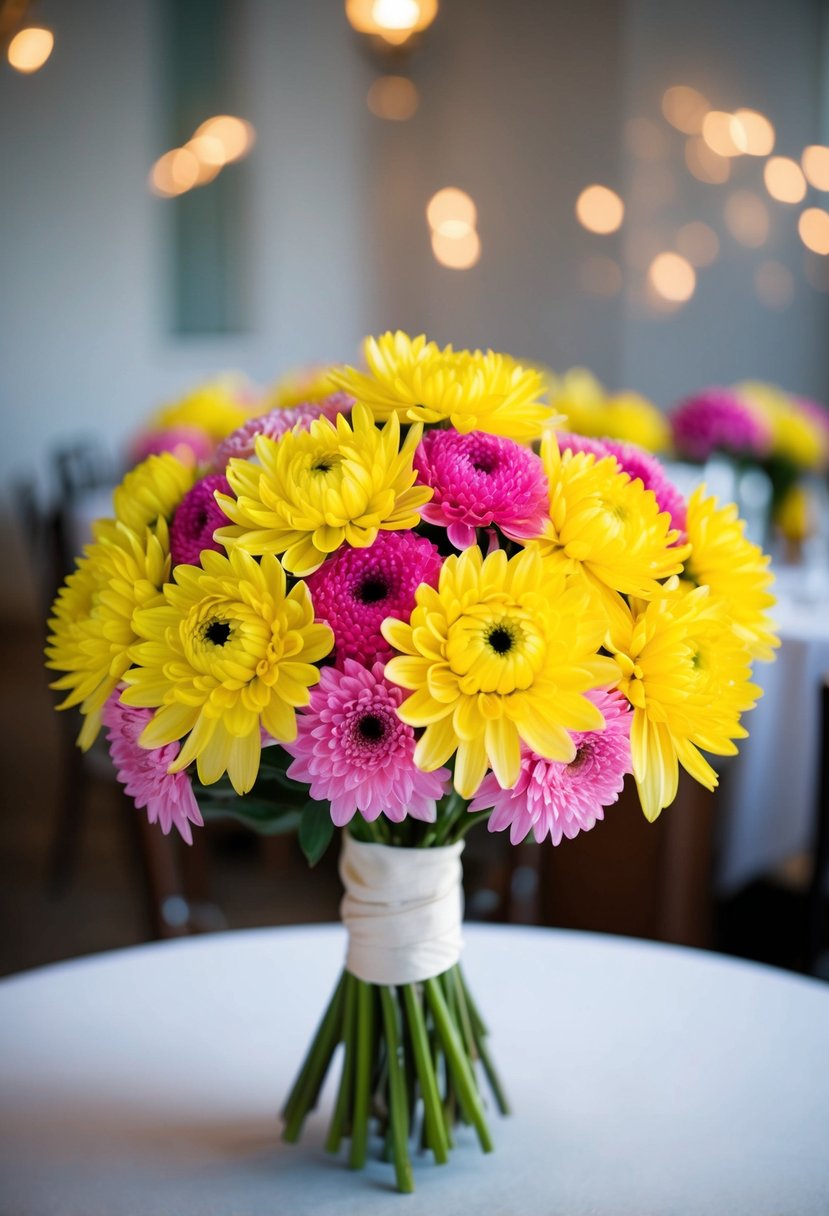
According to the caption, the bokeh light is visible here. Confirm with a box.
[798,208,829,255]
[684,136,731,184]
[675,221,719,267]
[578,256,623,298]
[733,109,775,156]
[802,145,829,191]
[724,190,770,248]
[661,86,709,134]
[763,157,806,204]
[754,261,794,310]
[431,228,481,270]
[194,116,255,164]
[149,148,201,197]
[366,75,420,121]
[648,252,696,303]
[701,111,747,158]
[345,0,438,44]
[575,185,624,234]
[7,26,54,73]
[426,188,477,235]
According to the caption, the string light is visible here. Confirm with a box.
[764,157,806,204]
[575,185,624,234]
[7,26,54,73]
[648,252,696,303]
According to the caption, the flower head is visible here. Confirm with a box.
[112,453,197,535]
[383,545,619,799]
[671,388,771,462]
[683,487,779,661]
[556,431,613,461]
[738,382,825,470]
[331,331,556,442]
[269,366,340,409]
[129,426,215,469]
[604,441,687,535]
[469,688,631,844]
[102,690,203,844]
[609,585,760,821]
[552,371,668,451]
[305,531,442,667]
[170,474,232,568]
[212,393,353,472]
[534,433,689,629]
[285,660,448,827]
[121,549,333,794]
[214,403,431,576]
[46,519,171,749]
[150,375,261,441]
[413,429,549,549]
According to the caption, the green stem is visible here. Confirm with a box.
[450,809,492,843]
[325,972,357,1153]
[424,977,494,1153]
[349,979,375,1169]
[282,974,346,1142]
[380,987,415,1193]
[457,968,510,1116]
[402,984,450,1165]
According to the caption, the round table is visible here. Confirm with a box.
[1,924,827,1215]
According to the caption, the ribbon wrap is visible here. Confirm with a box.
[339,836,465,985]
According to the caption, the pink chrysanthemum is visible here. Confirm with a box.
[169,473,232,568]
[129,426,215,468]
[555,431,613,460]
[102,691,203,845]
[671,389,772,462]
[413,429,549,549]
[305,531,442,667]
[285,660,449,827]
[212,392,353,471]
[604,440,687,534]
[469,688,631,845]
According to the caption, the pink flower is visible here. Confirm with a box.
[671,389,772,462]
[102,691,203,845]
[170,474,232,568]
[284,660,448,827]
[212,392,353,471]
[413,429,549,549]
[556,431,613,460]
[305,532,442,667]
[129,426,215,468]
[604,440,687,535]
[469,688,631,845]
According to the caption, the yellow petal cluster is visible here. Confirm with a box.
[738,381,827,470]
[46,519,171,749]
[215,403,431,576]
[549,368,669,452]
[383,546,619,799]
[608,586,761,822]
[121,549,333,794]
[151,375,259,441]
[683,487,779,662]
[330,331,557,442]
[111,453,196,535]
[533,433,690,629]
[268,365,340,409]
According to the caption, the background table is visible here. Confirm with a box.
[715,572,829,894]
[1,924,828,1215]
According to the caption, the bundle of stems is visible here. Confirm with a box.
[282,963,509,1193]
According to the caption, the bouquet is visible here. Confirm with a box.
[46,331,777,1192]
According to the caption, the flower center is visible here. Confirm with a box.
[357,713,386,742]
[205,620,231,646]
[486,625,514,654]
[356,576,389,605]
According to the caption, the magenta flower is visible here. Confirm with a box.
[556,431,613,460]
[285,660,449,827]
[413,429,549,549]
[129,426,215,469]
[170,473,232,568]
[102,691,203,845]
[671,389,772,462]
[212,392,353,471]
[305,531,442,667]
[469,688,631,845]
[604,440,687,534]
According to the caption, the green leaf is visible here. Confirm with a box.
[200,802,303,836]
[298,801,335,866]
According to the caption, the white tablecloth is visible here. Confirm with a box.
[715,576,829,894]
[1,924,828,1215]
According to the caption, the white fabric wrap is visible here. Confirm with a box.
[339,836,465,985]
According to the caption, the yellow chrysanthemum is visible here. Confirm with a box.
[682,487,779,662]
[46,519,171,749]
[382,546,619,799]
[151,375,259,441]
[608,585,761,821]
[111,453,197,535]
[121,549,333,795]
[739,381,826,470]
[215,403,431,576]
[268,365,339,409]
[532,433,690,629]
[550,369,669,452]
[330,331,557,442]
[775,481,813,543]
